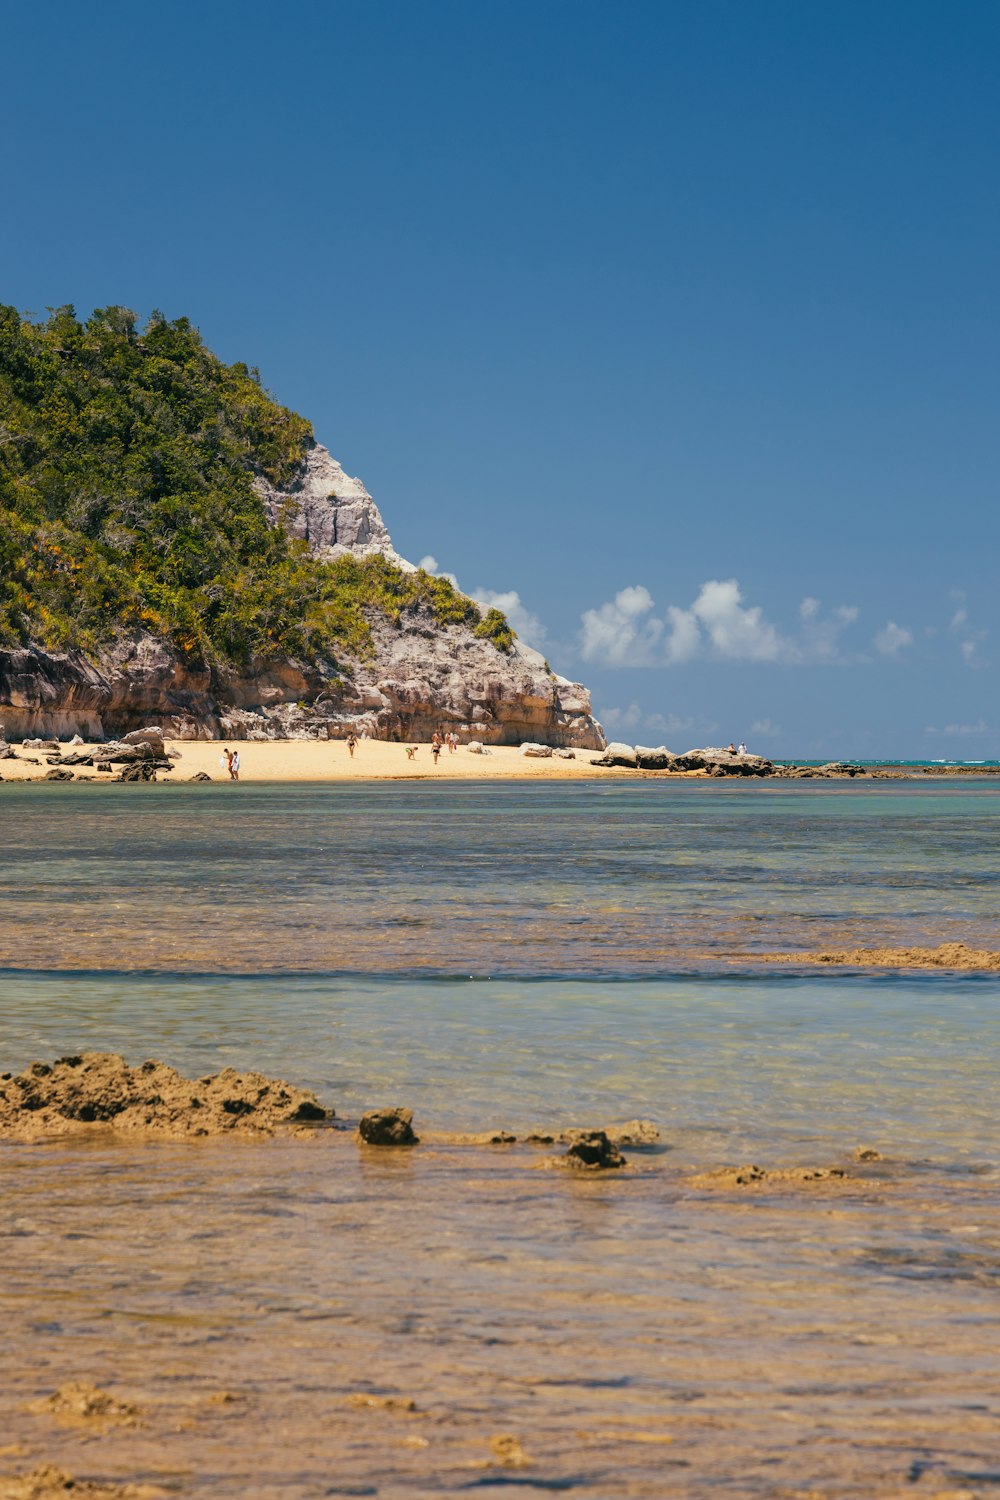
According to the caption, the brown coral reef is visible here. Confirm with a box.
[762,940,1000,971]
[0,1053,332,1139]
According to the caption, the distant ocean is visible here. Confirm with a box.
[777,757,1000,768]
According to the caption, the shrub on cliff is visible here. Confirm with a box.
[0,305,513,665]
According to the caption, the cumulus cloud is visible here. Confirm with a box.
[472,587,546,647]
[580,585,664,666]
[750,718,781,739]
[647,710,697,739]
[938,719,990,737]
[874,621,913,657]
[597,704,701,744]
[417,554,458,586]
[690,579,783,661]
[947,601,989,667]
[579,580,859,668]
[599,702,644,734]
[416,557,547,648]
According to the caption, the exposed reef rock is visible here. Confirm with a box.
[0,1053,332,1138]
[0,1467,162,1500]
[0,442,604,748]
[32,1382,140,1428]
[761,941,1000,971]
[589,744,868,779]
[357,1106,418,1146]
[563,1130,627,1169]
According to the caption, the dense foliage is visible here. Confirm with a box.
[0,305,513,666]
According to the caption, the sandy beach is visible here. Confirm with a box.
[1,738,650,784]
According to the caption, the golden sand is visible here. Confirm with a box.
[2,738,647,783]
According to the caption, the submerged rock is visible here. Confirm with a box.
[0,1466,161,1500]
[357,1106,418,1146]
[563,1130,626,1169]
[33,1381,140,1427]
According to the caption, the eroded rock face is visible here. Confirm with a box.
[254,441,411,568]
[1,445,605,749]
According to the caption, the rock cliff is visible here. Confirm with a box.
[1,442,604,748]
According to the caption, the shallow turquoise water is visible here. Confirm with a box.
[2,777,1000,974]
[1,968,998,1166]
[1,779,998,1163]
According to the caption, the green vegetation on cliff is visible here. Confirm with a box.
[0,305,513,665]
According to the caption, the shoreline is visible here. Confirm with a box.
[2,737,997,784]
[0,738,693,784]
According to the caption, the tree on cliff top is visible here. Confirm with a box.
[0,305,513,666]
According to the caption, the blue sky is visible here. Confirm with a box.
[2,0,997,757]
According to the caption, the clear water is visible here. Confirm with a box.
[2,780,998,1497]
[2,777,1000,976]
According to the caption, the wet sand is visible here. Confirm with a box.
[1,1128,997,1499]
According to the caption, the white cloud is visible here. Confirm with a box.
[417,554,458,586]
[579,585,663,666]
[750,718,781,739]
[800,601,859,662]
[417,558,547,647]
[689,579,784,661]
[940,719,990,737]
[597,704,700,746]
[664,604,701,663]
[578,580,859,668]
[599,702,644,734]
[471,587,546,647]
[646,710,697,739]
[945,601,989,667]
[874,621,913,657]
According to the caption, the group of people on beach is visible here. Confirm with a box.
[340,728,461,764]
[430,729,459,764]
[220,748,240,780]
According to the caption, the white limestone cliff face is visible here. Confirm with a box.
[250,441,605,749]
[254,442,414,569]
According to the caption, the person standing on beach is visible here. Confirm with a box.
[229,748,240,781]
[346,732,357,759]
[431,733,442,766]
[221,748,233,777]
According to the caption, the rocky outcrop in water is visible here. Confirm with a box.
[0,1053,332,1138]
[0,443,604,748]
[588,744,869,778]
[357,1106,418,1146]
